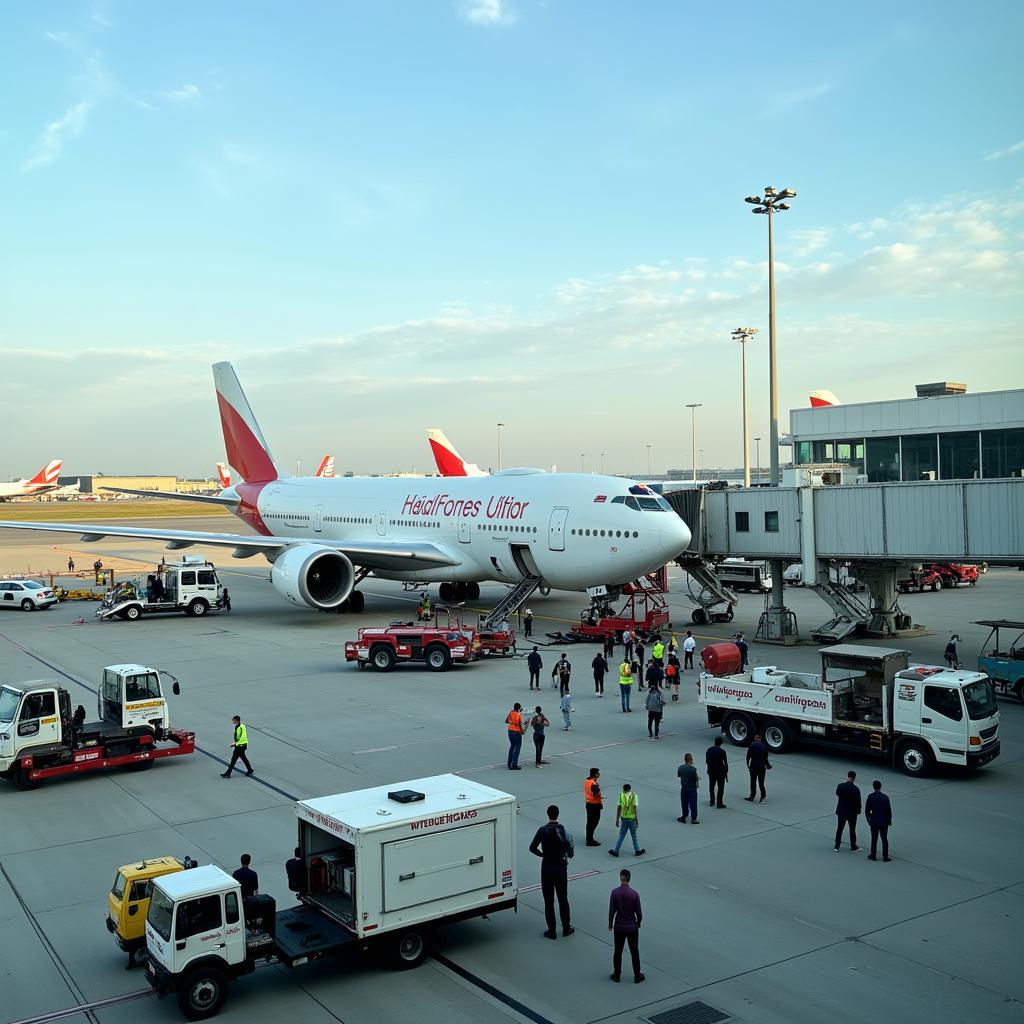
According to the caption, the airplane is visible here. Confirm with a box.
[0,460,63,501]
[809,390,841,408]
[427,429,487,477]
[0,364,690,614]
[216,454,334,489]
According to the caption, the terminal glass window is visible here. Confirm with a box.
[796,441,811,466]
[901,434,938,481]
[834,440,864,473]
[981,428,1024,479]
[939,431,980,480]
[865,437,900,482]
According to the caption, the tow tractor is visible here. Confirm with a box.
[0,664,194,789]
[96,558,225,621]
[898,562,979,593]
[567,568,671,643]
[108,856,199,967]
[975,620,1024,701]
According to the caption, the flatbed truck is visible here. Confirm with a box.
[96,558,225,621]
[0,664,192,789]
[143,775,518,1020]
[699,643,1000,777]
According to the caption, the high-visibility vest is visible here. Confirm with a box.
[584,778,602,804]
[618,791,638,819]
[619,662,633,685]
[506,710,523,733]
[652,642,664,659]
[234,723,248,746]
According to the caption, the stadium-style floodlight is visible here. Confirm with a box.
[730,327,760,487]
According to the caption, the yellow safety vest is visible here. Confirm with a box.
[234,723,248,745]
[652,642,664,659]
[619,662,633,686]
[618,791,638,819]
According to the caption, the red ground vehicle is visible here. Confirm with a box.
[345,623,480,671]
[569,568,671,642]
[475,627,516,656]
[898,563,980,593]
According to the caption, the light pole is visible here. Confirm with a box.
[600,452,605,475]
[731,327,760,487]
[579,453,585,473]
[755,436,762,484]
[699,449,704,480]
[745,185,796,639]
[686,403,702,483]
[645,444,652,476]
[496,423,505,471]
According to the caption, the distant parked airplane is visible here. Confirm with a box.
[426,430,487,477]
[216,455,334,488]
[0,460,63,501]
[809,390,841,408]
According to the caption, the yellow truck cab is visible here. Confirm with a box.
[107,856,197,967]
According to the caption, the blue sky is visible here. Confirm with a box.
[2,0,1022,477]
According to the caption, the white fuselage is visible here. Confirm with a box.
[235,471,690,590]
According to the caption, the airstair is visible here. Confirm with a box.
[481,576,543,630]
[809,577,871,643]
[675,556,738,624]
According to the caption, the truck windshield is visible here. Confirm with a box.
[126,673,162,700]
[0,687,22,723]
[148,887,174,942]
[963,679,997,720]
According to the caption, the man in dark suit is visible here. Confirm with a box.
[744,733,768,803]
[834,770,862,852]
[864,779,892,861]
[705,735,729,808]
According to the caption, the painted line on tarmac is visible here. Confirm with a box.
[432,951,557,1024]
[352,733,465,755]
[518,868,600,894]
[4,989,154,1024]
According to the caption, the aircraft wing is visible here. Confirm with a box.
[0,520,460,569]
[101,486,238,506]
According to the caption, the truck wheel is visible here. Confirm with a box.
[691,608,708,625]
[392,929,429,969]
[762,718,794,754]
[348,590,365,613]
[125,604,142,621]
[177,966,229,1021]
[425,644,452,671]
[14,769,40,791]
[898,740,933,777]
[188,599,209,617]
[724,713,755,747]
[128,944,147,969]
[371,645,396,672]
[931,578,942,592]
[20,599,34,612]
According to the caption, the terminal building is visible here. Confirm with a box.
[786,383,1024,483]
[56,475,217,495]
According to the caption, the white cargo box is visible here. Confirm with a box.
[295,774,517,939]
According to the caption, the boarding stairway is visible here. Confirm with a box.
[675,556,738,623]
[809,577,871,643]
[481,576,543,630]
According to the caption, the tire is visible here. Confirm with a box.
[128,944,147,969]
[439,583,454,601]
[980,562,989,574]
[724,713,755,746]
[392,928,429,969]
[20,599,34,612]
[762,718,794,754]
[14,769,40,791]
[931,578,942,592]
[539,586,551,597]
[188,599,209,617]
[348,590,365,613]
[424,644,452,672]
[177,966,229,1021]
[898,740,933,777]
[371,645,396,672]
[125,605,142,621]
[691,608,708,625]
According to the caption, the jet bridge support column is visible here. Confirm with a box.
[757,487,806,643]
[856,565,911,638]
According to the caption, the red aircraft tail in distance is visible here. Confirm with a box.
[809,390,841,408]
[426,429,487,477]
[27,459,63,487]
[216,462,231,488]
[314,455,335,478]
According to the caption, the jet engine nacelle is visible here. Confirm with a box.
[271,545,355,610]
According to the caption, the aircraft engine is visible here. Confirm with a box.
[271,545,355,610]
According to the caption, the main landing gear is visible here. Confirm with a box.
[438,582,481,602]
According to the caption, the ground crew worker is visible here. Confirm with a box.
[618,657,634,712]
[286,847,305,896]
[552,654,572,694]
[222,587,232,611]
[651,638,665,665]
[527,647,543,690]
[683,631,696,670]
[221,715,254,777]
[523,606,534,637]
[67,556,75,573]
[592,651,608,696]
[666,653,681,701]
[528,805,574,940]
[584,768,603,846]
[232,854,259,898]
[609,783,644,857]
[506,702,525,770]
[418,592,431,621]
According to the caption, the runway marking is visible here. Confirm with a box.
[518,868,600,894]
[353,733,465,755]
[4,989,153,1024]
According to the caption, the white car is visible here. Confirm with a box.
[0,580,58,611]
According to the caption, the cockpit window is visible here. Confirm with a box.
[611,496,625,504]
[625,496,640,510]
[636,497,665,511]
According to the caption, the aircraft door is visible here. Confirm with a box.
[458,519,472,544]
[548,507,569,551]
[376,510,387,537]
[313,505,324,533]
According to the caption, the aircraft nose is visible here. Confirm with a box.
[660,515,691,559]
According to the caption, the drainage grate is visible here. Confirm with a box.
[648,1001,731,1024]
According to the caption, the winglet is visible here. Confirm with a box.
[213,363,280,483]
[28,460,62,485]
[427,429,487,477]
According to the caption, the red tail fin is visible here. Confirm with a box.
[28,460,62,485]
[213,363,279,483]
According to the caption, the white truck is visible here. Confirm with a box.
[700,644,1000,777]
[96,558,225,621]
[143,775,518,1020]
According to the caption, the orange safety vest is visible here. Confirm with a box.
[584,778,602,805]
[506,710,523,733]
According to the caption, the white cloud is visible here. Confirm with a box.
[159,83,201,103]
[459,0,516,26]
[21,100,93,170]
[768,81,832,115]
[984,140,1024,161]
